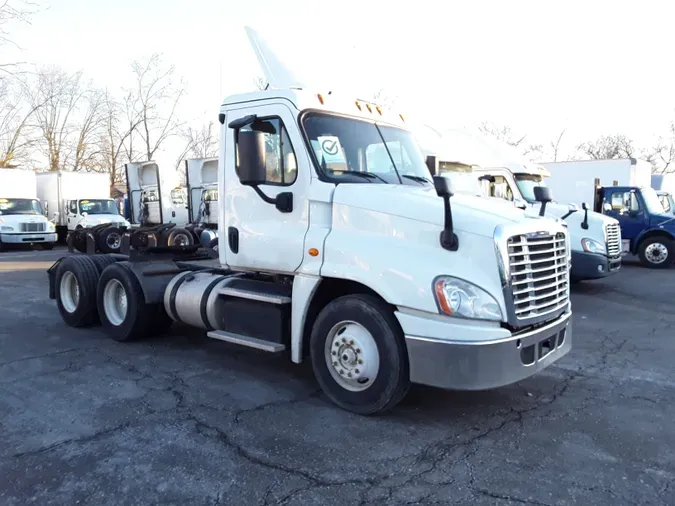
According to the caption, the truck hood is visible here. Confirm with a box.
[81,214,128,226]
[0,214,48,225]
[332,184,531,238]
[650,213,675,228]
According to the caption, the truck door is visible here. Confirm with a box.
[223,103,309,273]
[67,200,78,230]
[602,188,646,244]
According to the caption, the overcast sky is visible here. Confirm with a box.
[5,0,675,169]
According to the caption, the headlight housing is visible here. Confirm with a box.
[581,238,604,254]
[433,276,503,321]
[47,222,55,232]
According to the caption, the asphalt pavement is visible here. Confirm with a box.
[0,247,673,505]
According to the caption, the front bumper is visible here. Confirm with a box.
[571,250,621,280]
[401,311,572,390]
[0,232,57,244]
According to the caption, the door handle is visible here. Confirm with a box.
[228,226,239,254]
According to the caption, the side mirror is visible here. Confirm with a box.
[432,176,458,251]
[603,202,612,213]
[514,198,528,210]
[580,202,589,230]
[237,130,267,186]
[82,212,88,217]
[533,186,552,217]
[425,155,437,176]
[581,202,588,211]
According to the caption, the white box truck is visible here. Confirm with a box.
[0,168,57,250]
[46,26,573,415]
[36,171,131,245]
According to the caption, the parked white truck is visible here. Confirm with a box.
[36,171,130,244]
[419,129,621,281]
[0,168,57,250]
[47,27,573,415]
[185,157,219,248]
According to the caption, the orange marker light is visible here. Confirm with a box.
[317,93,324,104]
[366,104,372,113]
[376,106,382,115]
[399,113,405,122]
[355,101,362,111]
[308,248,319,257]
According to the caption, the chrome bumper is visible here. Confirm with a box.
[405,312,572,390]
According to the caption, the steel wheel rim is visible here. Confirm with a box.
[645,243,668,264]
[60,271,79,313]
[324,320,379,392]
[106,232,121,249]
[103,279,128,326]
[174,233,190,247]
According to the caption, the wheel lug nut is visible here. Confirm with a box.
[348,372,352,377]
[356,349,361,353]
[341,338,346,343]
[333,361,338,366]
[339,369,344,375]
[355,369,359,374]
[358,359,363,364]
[332,351,336,356]
[350,340,354,345]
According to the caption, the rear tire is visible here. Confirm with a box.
[96,263,171,341]
[309,294,410,415]
[160,227,194,247]
[55,256,100,327]
[638,236,674,269]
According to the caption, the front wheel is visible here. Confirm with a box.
[309,294,410,415]
[638,236,674,269]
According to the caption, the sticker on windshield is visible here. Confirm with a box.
[317,136,347,172]
[80,200,90,204]
[0,199,7,203]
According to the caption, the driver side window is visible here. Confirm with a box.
[607,191,639,213]
[484,175,514,201]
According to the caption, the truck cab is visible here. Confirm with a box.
[64,198,129,231]
[594,184,675,268]
[655,190,675,216]
[185,157,219,247]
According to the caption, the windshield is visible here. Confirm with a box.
[0,198,43,215]
[514,174,546,203]
[641,187,667,215]
[437,161,481,195]
[79,199,119,215]
[302,112,431,185]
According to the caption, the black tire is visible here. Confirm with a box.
[309,294,410,415]
[90,254,119,273]
[54,256,101,327]
[638,236,674,269]
[206,237,218,249]
[69,229,87,253]
[96,226,123,254]
[160,227,194,247]
[42,243,54,250]
[96,263,171,341]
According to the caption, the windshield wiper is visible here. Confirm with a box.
[338,171,388,184]
[401,174,432,185]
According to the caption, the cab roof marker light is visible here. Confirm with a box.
[399,113,405,122]
[376,106,382,115]
[317,93,324,105]
[366,104,372,113]
[355,101,362,111]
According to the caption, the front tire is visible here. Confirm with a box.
[638,236,674,269]
[96,263,171,341]
[309,294,410,415]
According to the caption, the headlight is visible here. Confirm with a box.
[433,276,503,321]
[47,222,55,231]
[1,226,13,231]
[581,238,604,254]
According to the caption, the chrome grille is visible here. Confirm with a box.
[507,231,570,321]
[605,222,621,258]
[20,222,46,232]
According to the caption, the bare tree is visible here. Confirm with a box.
[371,88,397,109]
[549,128,566,162]
[650,120,675,174]
[253,76,268,91]
[478,121,543,159]
[174,121,219,173]
[0,78,40,167]
[129,53,186,161]
[575,134,635,160]
[96,89,142,185]
[1,0,40,79]
[26,66,105,171]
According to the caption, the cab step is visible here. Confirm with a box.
[217,277,291,305]
[206,330,286,353]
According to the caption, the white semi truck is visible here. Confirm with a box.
[0,168,57,250]
[47,27,573,415]
[36,171,131,245]
[419,128,622,282]
[651,173,675,215]
[185,157,219,248]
